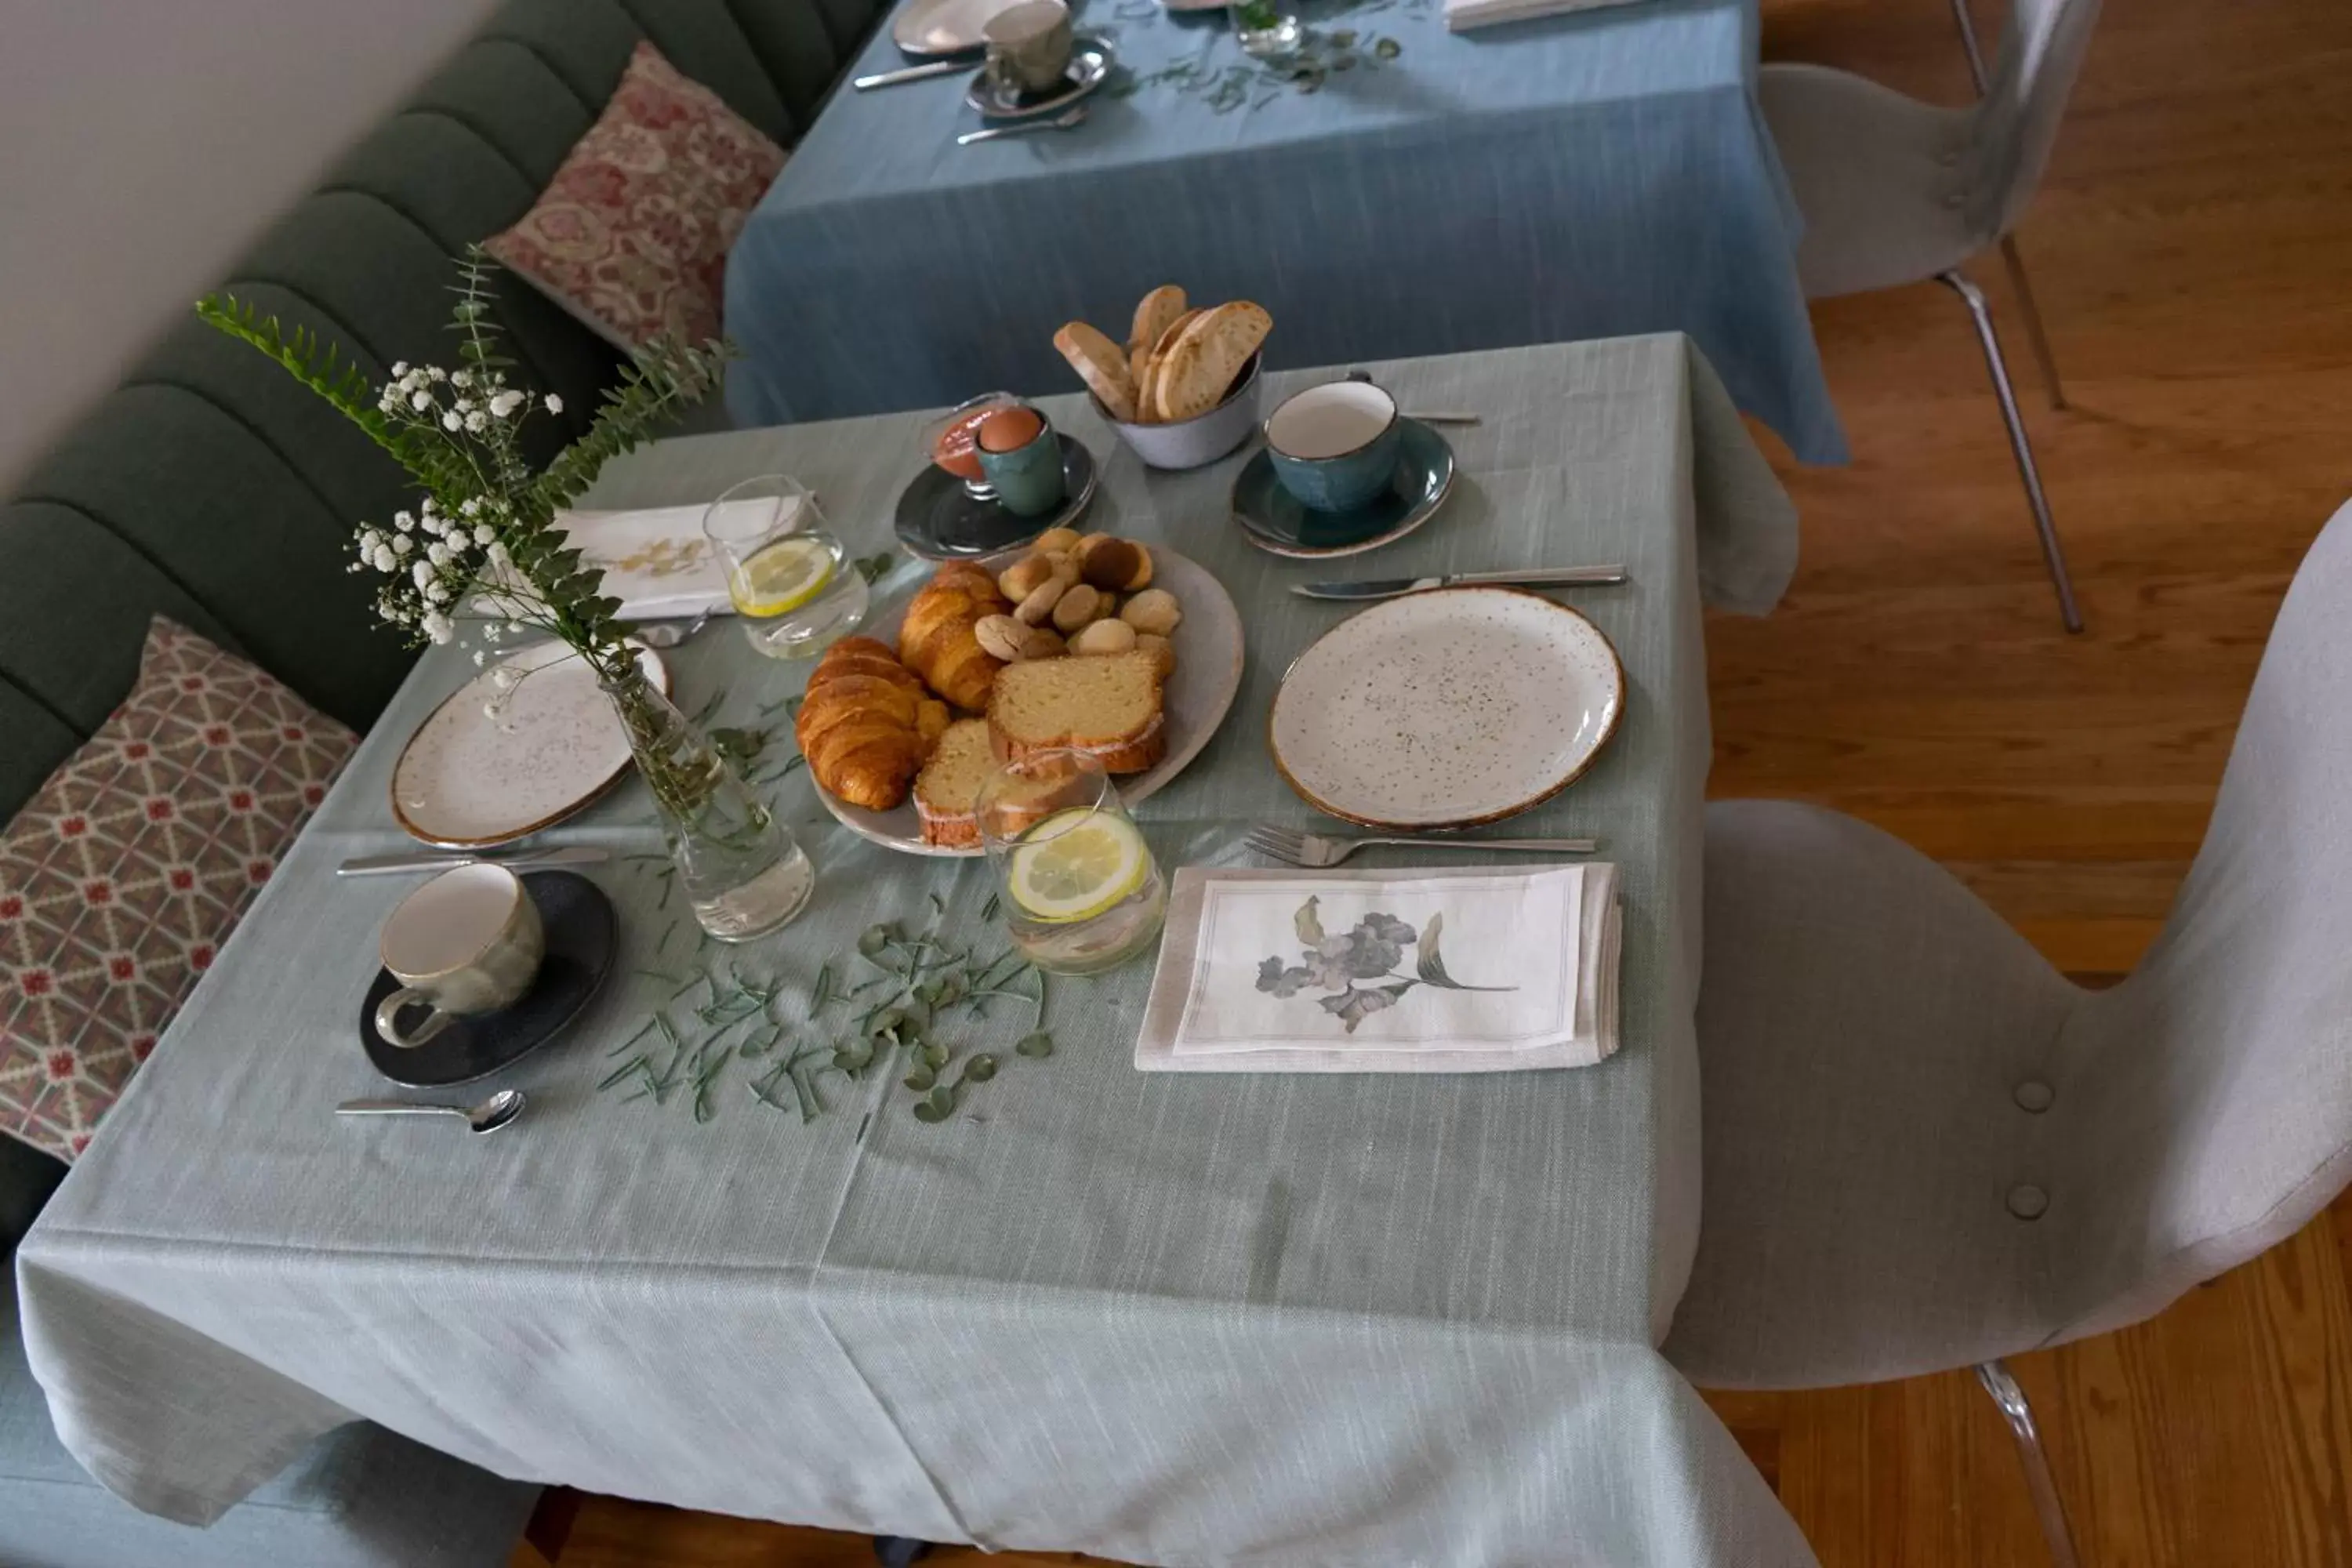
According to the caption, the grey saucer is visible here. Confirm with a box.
[360,871,616,1087]
[895,434,1099,559]
[965,38,1114,119]
[1232,419,1457,558]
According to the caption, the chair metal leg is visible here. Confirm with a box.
[1949,0,1991,92]
[1975,1361,2085,1568]
[1998,236,2070,410]
[1938,270,2085,633]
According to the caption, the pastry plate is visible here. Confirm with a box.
[392,641,670,848]
[891,0,1025,56]
[360,871,617,1087]
[814,548,1243,856]
[1269,586,1624,829]
[1232,417,1454,558]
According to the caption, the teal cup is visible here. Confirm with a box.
[975,416,1067,517]
[1263,379,1403,512]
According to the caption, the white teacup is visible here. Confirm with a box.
[982,0,1074,94]
[375,864,545,1049]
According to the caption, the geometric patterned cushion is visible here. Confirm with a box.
[484,40,788,350]
[0,619,354,1162]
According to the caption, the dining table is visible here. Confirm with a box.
[721,0,1850,466]
[16,334,1818,1566]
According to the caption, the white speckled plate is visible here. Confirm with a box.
[815,548,1245,857]
[391,641,670,848]
[891,0,1026,56]
[1269,587,1624,829]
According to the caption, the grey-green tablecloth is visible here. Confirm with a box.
[18,336,1817,1566]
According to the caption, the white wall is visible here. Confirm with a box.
[0,0,506,491]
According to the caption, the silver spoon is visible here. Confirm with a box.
[957,104,1088,147]
[336,1089,526,1134]
[632,608,713,649]
[1345,367,1481,425]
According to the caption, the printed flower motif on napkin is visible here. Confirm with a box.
[1254,897,1514,1033]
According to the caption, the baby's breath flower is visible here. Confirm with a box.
[473,649,487,666]
[441,411,462,432]
[410,390,432,412]
[391,361,408,377]
[489,389,526,418]
[465,411,488,434]
[543,394,564,415]
[391,534,413,555]
[372,546,398,572]
[392,510,414,532]
[412,560,434,590]
[426,543,451,567]
[451,369,471,387]
[460,497,481,516]
[422,610,454,644]
[486,541,510,567]
[474,524,496,548]
[423,582,449,604]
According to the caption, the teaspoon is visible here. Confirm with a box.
[336,1089,526,1134]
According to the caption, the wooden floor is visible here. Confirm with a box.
[521,0,2352,1562]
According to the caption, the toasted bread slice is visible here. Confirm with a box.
[913,718,996,848]
[1140,307,1204,421]
[1128,285,1188,358]
[987,651,1167,774]
[1158,302,1272,423]
[1053,321,1138,423]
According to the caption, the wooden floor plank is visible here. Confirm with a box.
[514,0,2352,1559]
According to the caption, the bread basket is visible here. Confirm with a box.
[1094,354,1262,471]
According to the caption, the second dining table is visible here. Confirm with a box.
[723,0,1849,466]
[20,336,1816,1566]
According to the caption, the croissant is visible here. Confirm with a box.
[898,566,1011,711]
[796,638,948,810]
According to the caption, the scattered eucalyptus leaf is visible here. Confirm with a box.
[858,924,894,958]
[912,1098,952,1123]
[904,1067,937,1092]
[921,1041,950,1070]
[1374,34,1401,58]
[960,1054,998,1084]
[854,551,897,584]
[1016,1031,1054,1058]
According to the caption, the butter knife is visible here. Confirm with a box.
[853,59,967,90]
[336,845,609,877]
[1290,565,1628,601]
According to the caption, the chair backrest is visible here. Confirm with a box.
[2049,499,2352,1343]
[1968,0,2104,241]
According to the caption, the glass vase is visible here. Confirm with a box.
[601,664,813,941]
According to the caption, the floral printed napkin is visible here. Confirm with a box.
[1136,865,1620,1073]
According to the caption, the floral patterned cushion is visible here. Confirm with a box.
[483,40,788,350]
[0,619,354,1161]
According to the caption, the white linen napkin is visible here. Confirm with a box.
[1443,0,1647,33]
[475,503,764,622]
[1136,863,1621,1073]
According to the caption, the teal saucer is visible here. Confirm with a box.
[1231,419,1456,558]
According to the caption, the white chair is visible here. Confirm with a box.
[1760,0,2103,630]
[1667,498,2352,1564]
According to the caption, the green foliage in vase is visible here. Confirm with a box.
[194,248,732,688]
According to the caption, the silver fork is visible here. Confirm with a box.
[1245,824,1598,868]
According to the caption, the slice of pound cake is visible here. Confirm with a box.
[987,651,1167,774]
[913,718,997,848]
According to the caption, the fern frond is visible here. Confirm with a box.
[196,293,383,429]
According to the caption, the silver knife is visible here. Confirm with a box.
[1290,565,1629,601]
[853,59,967,89]
[336,845,610,877]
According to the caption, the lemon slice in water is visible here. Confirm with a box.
[1007,809,1150,924]
[729,535,836,618]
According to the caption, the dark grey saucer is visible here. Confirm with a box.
[1232,418,1456,558]
[895,434,1098,559]
[361,871,617,1087]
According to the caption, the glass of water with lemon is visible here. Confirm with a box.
[702,475,868,659]
[976,750,1167,975]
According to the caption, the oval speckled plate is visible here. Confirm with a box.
[1268,587,1624,829]
[814,547,1244,857]
[391,641,669,848]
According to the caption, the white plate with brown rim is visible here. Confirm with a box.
[891,0,1028,55]
[815,546,1244,857]
[1268,586,1624,829]
[391,641,670,848]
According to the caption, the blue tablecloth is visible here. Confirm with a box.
[724,0,1847,463]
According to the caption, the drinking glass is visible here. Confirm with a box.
[1229,0,1301,58]
[702,475,869,659]
[977,750,1167,975]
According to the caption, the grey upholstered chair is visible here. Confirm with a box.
[1760,0,2103,631]
[1666,495,2352,1566]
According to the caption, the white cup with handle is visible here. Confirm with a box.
[375,863,545,1049]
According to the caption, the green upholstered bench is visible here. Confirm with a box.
[0,1,884,1562]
